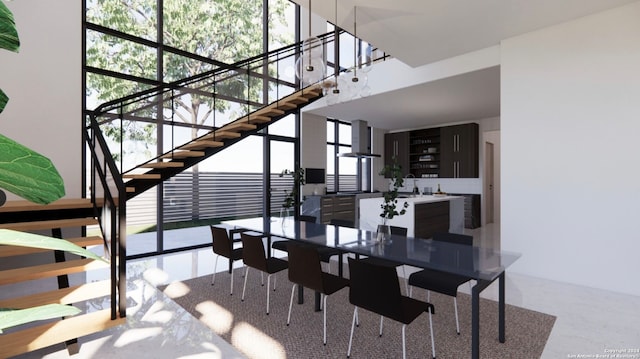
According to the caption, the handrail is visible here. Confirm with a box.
[84,115,127,319]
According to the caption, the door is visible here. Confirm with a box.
[268,139,296,217]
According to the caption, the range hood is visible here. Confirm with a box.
[337,120,381,158]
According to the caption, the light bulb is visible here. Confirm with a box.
[295,56,326,85]
[302,36,324,59]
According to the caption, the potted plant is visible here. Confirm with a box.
[377,157,409,240]
[279,167,305,218]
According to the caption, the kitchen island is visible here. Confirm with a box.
[359,195,465,238]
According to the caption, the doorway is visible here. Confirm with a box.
[483,130,500,224]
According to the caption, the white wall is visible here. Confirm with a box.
[501,1,640,296]
[0,0,82,200]
[300,112,327,195]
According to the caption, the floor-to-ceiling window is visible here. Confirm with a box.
[84,0,297,257]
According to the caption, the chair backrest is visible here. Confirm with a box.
[431,232,474,270]
[432,232,473,246]
[390,226,408,236]
[329,218,354,228]
[348,257,403,318]
[240,233,268,271]
[298,215,317,223]
[210,226,233,257]
[286,242,324,292]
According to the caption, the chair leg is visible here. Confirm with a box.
[408,285,413,298]
[402,324,407,359]
[347,307,358,358]
[230,266,234,295]
[454,297,460,335]
[428,308,436,359]
[273,275,277,291]
[287,284,296,325]
[261,272,264,286]
[323,294,328,345]
[266,274,271,315]
[379,316,384,337]
[241,267,249,301]
[211,255,219,285]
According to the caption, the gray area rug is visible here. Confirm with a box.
[159,268,555,359]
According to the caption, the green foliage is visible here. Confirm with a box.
[0,230,107,263]
[279,167,304,210]
[0,89,7,114]
[0,134,65,204]
[86,0,292,148]
[378,157,409,221]
[0,1,19,53]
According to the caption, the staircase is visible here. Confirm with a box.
[119,83,324,199]
[0,198,126,358]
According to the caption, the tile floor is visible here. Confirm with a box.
[9,223,640,358]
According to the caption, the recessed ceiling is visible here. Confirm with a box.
[293,0,636,130]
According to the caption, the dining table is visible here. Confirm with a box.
[223,216,521,359]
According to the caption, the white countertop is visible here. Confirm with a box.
[360,194,462,205]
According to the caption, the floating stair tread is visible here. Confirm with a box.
[160,150,205,159]
[286,96,310,104]
[140,162,185,168]
[255,107,285,116]
[0,280,111,309]
[0,199,93,213]
[0,258,109,286]
[0,309,126,359]
[180,140,223,150]
[122,174,162,179]
[0,236,103,258]
[275,102,297,110]
[210,131,241,139]
[246,115,272,123]
[0,217,98,231]
[222,122,257,131]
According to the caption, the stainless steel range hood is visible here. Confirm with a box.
[337,120,381,158]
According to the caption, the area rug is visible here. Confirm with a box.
[159,269,555,359]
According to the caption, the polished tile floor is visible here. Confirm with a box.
[11,223,640,358]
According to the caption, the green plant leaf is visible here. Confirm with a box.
[0,88,7,114]
[0,1,20,52]
[0,229,108,262]
[0,304,81,333]
[0,134,65,204]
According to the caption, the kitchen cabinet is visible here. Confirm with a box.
[440,123,479,178]
[384,132,410,177]
[409,128,440,178]
[302,195,356,224]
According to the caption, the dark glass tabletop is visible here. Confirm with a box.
[223,216,520,282]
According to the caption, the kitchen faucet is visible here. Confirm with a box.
[405,173,419,194]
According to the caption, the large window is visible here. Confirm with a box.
[84,0,297,256]
[326,119,357,192]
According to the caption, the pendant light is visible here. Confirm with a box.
[325,0,341,105]
[350,6,370,98]
[295,0,325,86]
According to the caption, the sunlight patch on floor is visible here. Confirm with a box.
[196,300,234,334]
[231,321,285,359]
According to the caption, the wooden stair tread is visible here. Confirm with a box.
[208,131,241,139]
[0,280,111,309]
[222,122,257,131]
[0,199,93,213]
[160,150,205,159]
[126,187,135,193]
[180,140,224,150]
[140,162,185,168]
[246,115,272,123]
[122,174,162,179]
[0,309,126,358]
[255,107,285,117]
[0,258,109,286]
[0,217,98,231]
[275,102,297,110]
[0,236,103,258]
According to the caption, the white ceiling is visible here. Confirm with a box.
[293,0,637,130]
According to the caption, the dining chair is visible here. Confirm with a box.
[407,232,473,335]
[285,242,350,345]
[272,215,343,273]
[241,232,289,315]
[356,225,410,293]
[210,226,243,295]
[347,257,436,359]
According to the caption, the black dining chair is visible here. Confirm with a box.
[356,225,410,293]
[408,232,473,335]
[240,232,289,315]
[347,257,436,359]
[271,215,317,255]
[210,226,243,295]
[285,242,350,345]
[272,215,343,274]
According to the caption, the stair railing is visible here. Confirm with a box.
[84,115,127,320]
